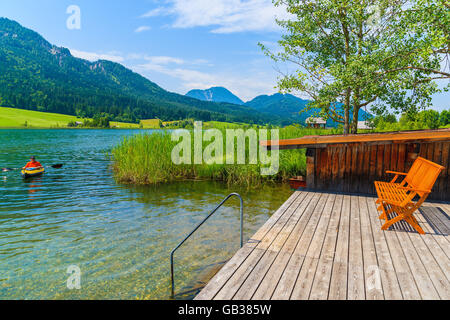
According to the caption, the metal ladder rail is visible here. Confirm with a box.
[170,193,244,298]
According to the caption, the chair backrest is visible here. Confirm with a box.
[405,157,445,196]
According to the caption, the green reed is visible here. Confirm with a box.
[111,126,340,187]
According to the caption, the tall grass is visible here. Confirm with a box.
[111,126,340,187]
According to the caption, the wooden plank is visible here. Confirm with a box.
[419,142,428,158]
[357,145,365,194]
[308,194,344,299]
[213,192,316,300]
[306,148,316,189]
[433,142,443,196]
[338,146,346,192]
[365,197,403,299]
[350,144,358,193]
[344,145,352,193]
[416,203,450,259]
[369,204,422,299]
[363,145,371,194]
[290,193,337,299]
[439,142,449,200]
[328,194,351,299]
[390,144,399,181]
[383,143,392,182]
[447,143,450,198]
[195,191,304,300]
[358,196,384,300]
[368,145,377,194]
[317,149,326,190]
[394,225,441,299]
[324,148,332,190]
[331,147,339,190]
[250,192,322,300]
[423,206,450,235]
[347,195,365,299]
[443,142,450,200]
[397,143,406,174]
[232,192,319,300]
[405,232,450,299]
[376,144,385,181]
[427,142,434,162]
[271,192,330,299]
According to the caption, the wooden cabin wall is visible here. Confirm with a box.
[306,140,450,201]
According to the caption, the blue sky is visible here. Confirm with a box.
[0,0,448,109]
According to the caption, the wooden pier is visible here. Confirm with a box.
[195,190,450,300]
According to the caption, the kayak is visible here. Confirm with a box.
[21,167,45,179]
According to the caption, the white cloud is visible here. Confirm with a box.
[141,0,291,33]
[140,7,169,18]
[69,48,275,101]
[134,26,151,33]
[69,49,125,63]
[133,61,276,101]
[145,56,184,65]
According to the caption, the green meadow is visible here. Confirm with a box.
[0,107,142,129]
[0,107,80,128]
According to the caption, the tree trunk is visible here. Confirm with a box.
[344,108,350,134]
[351,106,359,134]
[343,89,351,135]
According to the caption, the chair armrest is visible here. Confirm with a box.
[397,186,431,194]
[386,170,407,176]
[378,198,403,207]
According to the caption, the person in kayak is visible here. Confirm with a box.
[23,156,43,170]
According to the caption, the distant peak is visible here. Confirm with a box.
[186,87,244,105]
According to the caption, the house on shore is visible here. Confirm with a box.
[357,120,374,130]
[305,117,327,129]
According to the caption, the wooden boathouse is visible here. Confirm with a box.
[195,129,450,300]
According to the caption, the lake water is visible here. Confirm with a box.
[0,129,292,299]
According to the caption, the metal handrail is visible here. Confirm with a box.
[170,193,244,298]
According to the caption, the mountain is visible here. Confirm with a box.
[184,87,372,126]
[186,87,244,105]
[245,93,310,121]
[245,93,372,127]
[0,18,280,125]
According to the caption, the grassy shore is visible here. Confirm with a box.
[0,107,158,129]
[0,107,259,130]
[111,126,340,187]
[0,107,81,128]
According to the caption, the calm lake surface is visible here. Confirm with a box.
[0,129,292,299]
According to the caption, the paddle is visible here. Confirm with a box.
[1,164,64,172]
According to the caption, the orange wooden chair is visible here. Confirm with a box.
[374,157,445,234]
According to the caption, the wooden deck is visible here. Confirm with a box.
[195,190,450,300]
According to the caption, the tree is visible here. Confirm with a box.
[440,109,450,126]
[419,109,440,129]
[263,0,449,134]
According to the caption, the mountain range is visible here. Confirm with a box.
[0,17,370,127]
[186,88,372,126]
[0,18,282,125]
[186,87,244,105]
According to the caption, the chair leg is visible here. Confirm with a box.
[378,203,388,220]
[404,215,425,235]
[381,215,404,230]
